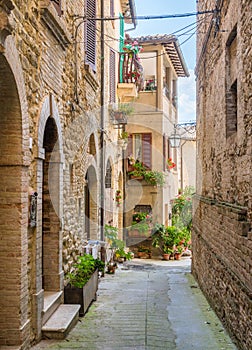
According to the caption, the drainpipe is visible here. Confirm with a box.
[100,0,105,241]
[125,0,137,32]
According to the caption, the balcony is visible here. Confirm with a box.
[117,52,144,103]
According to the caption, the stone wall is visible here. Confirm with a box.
[0,0,125,348]
[193,1,252,349]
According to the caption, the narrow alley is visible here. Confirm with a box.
[32,258,237,350]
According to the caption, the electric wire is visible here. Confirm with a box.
[90,13,212,61]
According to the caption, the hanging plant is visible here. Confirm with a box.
[115,190,122,206]
[167,158,176,170]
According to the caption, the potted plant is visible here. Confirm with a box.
[174,245,184,260]
[114,247,133,263]
[104,224,130,272]
[167,157,176,170]
[115,190,122,207]
[64,254,105,316]
[118,131,129,150]
[137,246,151,259]
[152,224,186,260]
[129,212,152,237]
[128,160,166,186]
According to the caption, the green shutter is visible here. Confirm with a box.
[119,13,124,83]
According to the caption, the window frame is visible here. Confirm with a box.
[127,133,152,169]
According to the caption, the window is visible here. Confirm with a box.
[109,49,116,103]
[127,133,152,169]
[226,25,237,138]
[105,161,112,188]
[85,0,96,71]
[51,0,62,16]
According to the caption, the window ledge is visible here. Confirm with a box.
[40,1,71,49]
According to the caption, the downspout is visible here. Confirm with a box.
[125,0,137,31]
[100,0,105,241]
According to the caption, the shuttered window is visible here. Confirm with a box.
[109,49,116,103]
[51,0,62,16]
[85,0,96,71]
[127,133,152,169]
[163,134,166,171]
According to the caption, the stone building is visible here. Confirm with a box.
[122,35,189,246]
[0,0,136,348]
[193,1,252,349]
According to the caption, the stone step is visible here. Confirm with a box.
[42,304,80,339]
[43,291,63,325]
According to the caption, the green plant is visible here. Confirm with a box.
[128,161,166,186]
[172,186,194,231]
[119,131,129,139]
[105,224,128,263]
[118,103,134,116]
[131,211,152,235]
[66,254,104,288]
[115,247,132,260]
[152,224,186,255]
[115,190,122,206]
[138,246,151,253]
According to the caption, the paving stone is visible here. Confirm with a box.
[31,258,237,350]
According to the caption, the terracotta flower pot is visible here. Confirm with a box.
[163,254,170,261]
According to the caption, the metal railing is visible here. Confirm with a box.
[119,52,144,92]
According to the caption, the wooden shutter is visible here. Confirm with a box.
[85,0,96,71]
[163,134,166,171]
[109,49,116,103]
[51,0,62,16]
[142,133,152,169]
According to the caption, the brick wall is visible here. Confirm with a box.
[193,1,252,349]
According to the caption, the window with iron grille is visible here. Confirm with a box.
[105,161,112,188]
[51,0,62,16]
[109,49,116,103]
[85,0,96,71]
[127,133,152,169]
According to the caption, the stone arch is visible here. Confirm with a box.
[0,36,30,347]
[32,94,64,338]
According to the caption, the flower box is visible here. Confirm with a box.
[64,269,98,316]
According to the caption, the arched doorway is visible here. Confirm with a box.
[42,117,61,290]
[85,166,98,240]
[0,51,30,345]
[34,95,64,339]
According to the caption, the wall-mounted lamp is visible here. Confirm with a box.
[169,131,181,148]
[169,122,196,148]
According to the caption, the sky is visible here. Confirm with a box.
[128,0,197,122]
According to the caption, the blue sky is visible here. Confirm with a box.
[129,0,196,122]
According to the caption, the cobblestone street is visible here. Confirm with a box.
[32,258,237,350]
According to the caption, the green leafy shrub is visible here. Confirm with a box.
[66,254,104,288]
[128,161,165,186]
